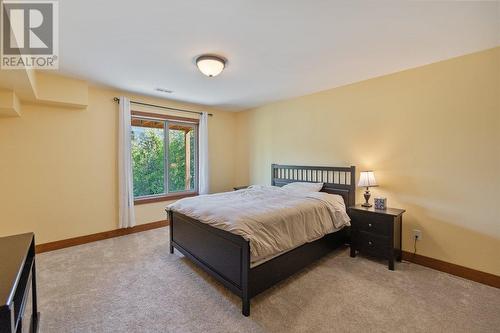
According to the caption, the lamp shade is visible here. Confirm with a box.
[196,55,226,77]
[358,171,378,187]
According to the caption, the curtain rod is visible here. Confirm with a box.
[113,97,213,116]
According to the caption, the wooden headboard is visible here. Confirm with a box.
[271,164,356,207]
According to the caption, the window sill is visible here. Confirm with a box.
[134,192,198,205]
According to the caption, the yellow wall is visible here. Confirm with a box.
[235,47,500,275]
[0,84,237,243]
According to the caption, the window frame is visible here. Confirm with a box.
[131,111,199,205]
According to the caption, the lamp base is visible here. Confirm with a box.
[361,202,373,208]
[362,188,372,207]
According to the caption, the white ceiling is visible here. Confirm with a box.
[58,0,499,110]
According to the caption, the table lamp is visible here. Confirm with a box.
[358,171,378,207]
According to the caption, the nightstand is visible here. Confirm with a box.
[349,205,405,270]
[233,185,249,191]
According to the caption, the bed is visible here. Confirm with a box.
[167,164,356,316]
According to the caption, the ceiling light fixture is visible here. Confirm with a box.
[196,55,226,77]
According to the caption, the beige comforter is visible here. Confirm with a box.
[167,185,350,264]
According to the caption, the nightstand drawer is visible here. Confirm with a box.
[357,231,390,257]
[351,213,390,235]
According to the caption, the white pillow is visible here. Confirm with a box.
[281,182,324,193]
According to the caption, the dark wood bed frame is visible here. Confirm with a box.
[167,164,356,316]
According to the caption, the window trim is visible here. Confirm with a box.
[131,110,199,124]
[134,192,198,205]
[131,111,199,203]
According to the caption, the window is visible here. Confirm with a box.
[131,113,198,203]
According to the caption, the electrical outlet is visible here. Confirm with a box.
[412,229,422,241]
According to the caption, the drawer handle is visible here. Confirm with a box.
[368,241,373,245]
[368,223,372,227]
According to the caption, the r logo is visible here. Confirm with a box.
[2,2,53,54]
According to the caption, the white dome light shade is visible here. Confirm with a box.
[196,55,226,77]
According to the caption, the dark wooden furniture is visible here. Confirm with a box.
[168,164,355,316]
[0,233,39,333]
[349,205,405,270]
[233,185,249,191]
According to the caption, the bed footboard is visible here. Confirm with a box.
[168,210,251,316]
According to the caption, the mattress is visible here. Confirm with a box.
[167,185,350,265]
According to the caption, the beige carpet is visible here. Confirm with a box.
[36,228,500,333]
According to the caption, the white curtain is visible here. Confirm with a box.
[118,96,136,228]
[198,112,209,194]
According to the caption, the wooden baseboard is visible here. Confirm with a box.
[35,220,168,253]
[402,251,499,289]
[35,224,499,289]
